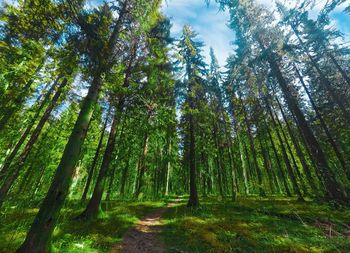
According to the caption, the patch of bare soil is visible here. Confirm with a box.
[110,201,179,253]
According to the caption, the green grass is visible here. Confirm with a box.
[161,196,350,253]
[2,196,350,253]
[0,199,166,253]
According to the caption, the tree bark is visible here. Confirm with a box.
[78,99,123,219]
[261,44,345,201]
[238,94,266,197]
[134,131,150,198]
[0,78,68,209]
[265,97,303,200]
[0,76,60,181]
[294,64,350,181]
[16,73,102,252]
[276,96,319,194]
[81,107,110,202]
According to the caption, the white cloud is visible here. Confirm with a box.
[163,0,349,68]
[162,0,234,67]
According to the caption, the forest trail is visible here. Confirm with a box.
[110,199,181,253]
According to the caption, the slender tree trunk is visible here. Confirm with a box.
[212,121,225,199]
[239,95,265,196]
[257,131,275,194]
[291,28,350,123]
[265,115,291,196]
[0,77,60,180]
[120,147,131,196]
[16,165,34,196]
[223,121,237,201]
[259,41,346,201]
[187,74,199,206]
[165,139,172,196]
[239,136,250,195]
[134,132,150,198]
[265,98,303,200]
[30,166,46,199]
[105,163,117,201]
[273,108,308,197]
[0,78,68,209]
[294,64,350,181]
[264,134,281,193]
[105,118,125,201]
[275,96,319,194]
[81,108,110,202]
[187,111,199,206]
[78,99,123,219]
[16,72,102,252]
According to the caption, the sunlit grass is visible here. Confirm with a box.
[161,196,350,253]
[0,199,166,253]
[2,196,349,253]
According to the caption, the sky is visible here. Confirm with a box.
[161,0,234,67]
[1,0,349,67]
[162,0,350,67]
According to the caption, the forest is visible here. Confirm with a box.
[0,0,350,252]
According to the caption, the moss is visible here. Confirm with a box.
[2,197,349,253]
[161,197,350,253]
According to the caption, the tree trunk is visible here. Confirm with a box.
[165,139,172,196]
[187,106,199,206]
[212,121,225,199]
[16,72,102,252]
[0,78,68,209]
[261,44,346,201]
[265,115,291,196]
[78,99,123,219]
[265,98,303,200]
[257,131,275,194]
[120,149,131,196]
[239,94,265,197]
[276,96,319,194]
[273,107,308,197]
[294,64,350,181]
[81,108,110,202]
[134,132,150,198]
[0,77,59,180]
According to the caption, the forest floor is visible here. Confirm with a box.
[110,199,181,253]
[1,196,350,252]
[161,196,350,253]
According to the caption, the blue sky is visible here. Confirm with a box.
[162,0,350,67]
[1,0,349,67]
[162,0,234,67]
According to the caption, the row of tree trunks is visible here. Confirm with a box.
[0,77,68,209]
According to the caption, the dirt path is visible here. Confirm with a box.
[110,201,179,253]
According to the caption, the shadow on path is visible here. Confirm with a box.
[110,198,182,253]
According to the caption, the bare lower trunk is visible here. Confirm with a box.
[79,100,123,219]
[81,108,110,202]
[16,75,102,253]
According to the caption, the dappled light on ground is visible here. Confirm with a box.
[0,200,165,253]
[161,197,350,253]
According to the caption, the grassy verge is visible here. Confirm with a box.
[161,196,350,253]
[0,199,166,253]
